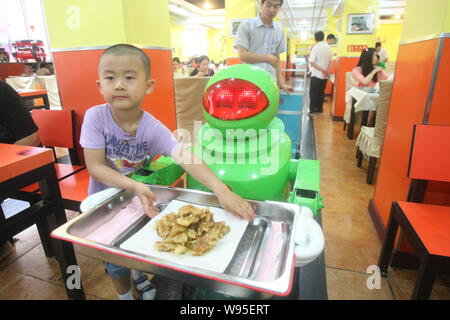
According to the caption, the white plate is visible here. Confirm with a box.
[80,187,122,213]
[120,199,249,274]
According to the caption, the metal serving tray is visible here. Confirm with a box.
[51,185,299,298]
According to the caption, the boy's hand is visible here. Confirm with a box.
[217,189,255,221]
[132,182,159,218]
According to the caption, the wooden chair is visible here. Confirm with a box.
[17,109,89,211]
[355,80,393,184]
[174,77,209,145]
[343,71,356,131]
[378,124,450,299]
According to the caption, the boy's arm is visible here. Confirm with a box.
[171,146,255,220]
[84,148,159,217]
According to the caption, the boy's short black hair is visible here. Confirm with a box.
[101,44,151,79]
[261,0,284,6]
[315,31,325,42]
[375,42,382,48]
[327,34,336,40]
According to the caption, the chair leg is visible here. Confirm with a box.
[412,257,435,300]
[357,148,364,167]
[378,204,400,277]
[343,122,347,131]
[367,157,377,184]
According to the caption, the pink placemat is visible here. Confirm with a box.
[85,196,145,245]
[255,221,283,282]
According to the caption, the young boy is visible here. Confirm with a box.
[80,44,255,300]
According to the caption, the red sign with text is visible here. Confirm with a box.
[347,45,368,52]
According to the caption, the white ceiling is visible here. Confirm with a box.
[169,0,405,37]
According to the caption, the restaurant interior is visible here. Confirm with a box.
[0,0,449,301]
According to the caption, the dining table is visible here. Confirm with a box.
[17,89,50,110]
[0,143,85,299]
[345,86,380,139]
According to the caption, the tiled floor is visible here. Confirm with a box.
[1,102,449,300]
[315,98,450,300]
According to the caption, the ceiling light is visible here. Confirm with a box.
[204,1,211,10]
[300,31,308,41]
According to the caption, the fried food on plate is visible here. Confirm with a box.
[154,205,230,256]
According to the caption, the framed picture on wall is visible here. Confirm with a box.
[347,13,375,34]
[229,19,245,38]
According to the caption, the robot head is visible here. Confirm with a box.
[202,64,279,131]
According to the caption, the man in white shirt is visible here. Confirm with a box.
[375,42,389,63]
[309,31,332,114]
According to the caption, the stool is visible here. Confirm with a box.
[378,201,450,299]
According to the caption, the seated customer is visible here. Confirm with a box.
[37,63,53,76]
[0,80,40,262]
[352,48,389,126]
[190,55,215,77]
[172,57,187,76]
[21,64,36,77]
[352,48,388,90]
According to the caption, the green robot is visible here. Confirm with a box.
[133,64,323,215]
[131,64,324,299]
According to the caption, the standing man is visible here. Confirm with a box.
[309,31,332,114]
[375,42,389,63]
[234,0,293,93]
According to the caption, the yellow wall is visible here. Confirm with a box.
[170,18,185,61]
[295,39,315,56]
[43,0,170,49]
[122,0,171,47]
[376,23,402,61]
[401,0,450,41]
[207,28,226,63]
[43,0,126,48]
[225,0,256,58]
[324,7,339,57]
[337,0,380,56]
[445,3,450,32]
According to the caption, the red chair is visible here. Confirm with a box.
[18,109,89,211]
[378,124,450,299]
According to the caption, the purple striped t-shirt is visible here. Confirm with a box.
[80,104,180,195]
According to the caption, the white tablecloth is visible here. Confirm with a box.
[344,87,380,123]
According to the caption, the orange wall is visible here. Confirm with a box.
[53,48,177,165]
[428,38,450,125]
[331,57,359,119]
[372,40,439,227]
[422,38,450,207]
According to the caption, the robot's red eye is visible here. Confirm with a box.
[203,79,269,120]
[238,89,257,108]
[215,88,234,108]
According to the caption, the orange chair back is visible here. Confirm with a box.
[31,109,74,148]
[408,124,450,182]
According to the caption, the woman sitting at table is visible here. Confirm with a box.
[190,55,215,77]
[352,48,389,90]
[352,48,389,126]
